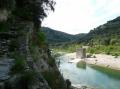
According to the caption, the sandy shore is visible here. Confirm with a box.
[64,52,120,70]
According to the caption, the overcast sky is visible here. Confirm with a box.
[42,0,120,34]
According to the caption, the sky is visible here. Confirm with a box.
[42,0,120,34]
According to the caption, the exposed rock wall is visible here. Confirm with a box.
[0,9,9,22]
[0,21,66,89]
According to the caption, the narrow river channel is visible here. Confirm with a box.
[57,55,120,89]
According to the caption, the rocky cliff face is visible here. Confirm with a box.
[0,9,10,22]
[0,12,66,89]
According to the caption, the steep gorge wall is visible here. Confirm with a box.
[0,2,67,88]
[0,19,67,89]
[18,22,67,89]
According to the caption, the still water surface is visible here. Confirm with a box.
[57,55,120,89]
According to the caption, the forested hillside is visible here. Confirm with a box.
[42,16,120,46]
[79,16,120,46]
[51,16,120,56]
[42,27,86,44]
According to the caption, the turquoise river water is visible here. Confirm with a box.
[57,55,120,89]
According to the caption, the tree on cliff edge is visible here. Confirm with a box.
[13,0,55,44]
[0,0,55,31]
[14,0,55,29]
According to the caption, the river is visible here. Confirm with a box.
[57,54,120,89]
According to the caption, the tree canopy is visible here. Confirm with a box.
[0,0,55,28]
[14,0,55,28]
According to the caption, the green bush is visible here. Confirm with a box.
[10,54,26,74]
[0,22,9,32]
[90,48,95,54]
[112,53,119,58]
[53,44,81,53]
[86,45,120,56]
[86,53,92,58]
[105,48,110,55]
[110,39,117,45]
[42,71,65,89]
[37,31,46,46]
[21,70,37,85]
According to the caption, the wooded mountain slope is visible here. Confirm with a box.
[42,27,86,44]
[79,16,120,45]
[42,16,120,46]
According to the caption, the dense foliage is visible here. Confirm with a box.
[79,16,120,46]
[51,16,120,56]
[14,0,55,28]
[53,44,82,53]
[87,45,120,56]
[42,27,86,44]
[0,0,55,29]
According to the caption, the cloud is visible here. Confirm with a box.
[42,0,120,34]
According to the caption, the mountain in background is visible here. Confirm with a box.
[42,16,120,46]
[41,27,86,44]
[79,16,120,45]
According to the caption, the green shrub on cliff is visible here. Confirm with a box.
[37,31,46,47]
[10,54,26,74]
[20,70,37,86]
[0,22,10,32]
[43,71,66,89]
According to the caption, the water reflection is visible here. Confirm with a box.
[89,65,120,80]
[77,61,86,69]
[58,55,120,89]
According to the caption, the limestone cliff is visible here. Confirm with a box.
[0,9,66,89]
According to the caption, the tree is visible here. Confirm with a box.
[14,0,55,29]
[110,39,117,45]
[0,0,15,10]
[13,0,55,45]
[101,37,111,45]
[0,0,55,29]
